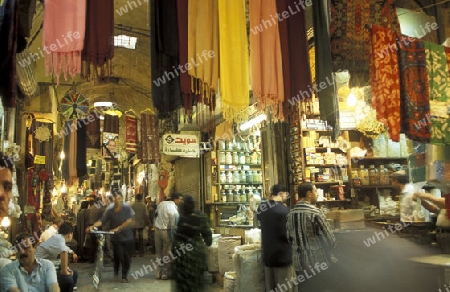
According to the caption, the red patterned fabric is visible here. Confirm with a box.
[330,0,401,87]
[125,115,137,154]
[140,113,160,163]
[398,36,431,142]
[370,25,401,142]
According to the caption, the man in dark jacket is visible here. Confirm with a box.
[131,194,149,256]
[257,184,294,292]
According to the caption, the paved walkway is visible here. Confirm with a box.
[72,253,223,291]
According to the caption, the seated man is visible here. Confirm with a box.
[0,233,60,292]
[36,222,78,292]
[39,217,64,243]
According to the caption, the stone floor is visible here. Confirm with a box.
[72,253,223,292]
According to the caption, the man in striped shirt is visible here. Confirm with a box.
[286,182,336,291]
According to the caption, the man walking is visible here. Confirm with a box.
[257,184,294,292]
[131,193,149,256]
[286,182,336,292]
[154,193,183,280]
[87,191,135,283]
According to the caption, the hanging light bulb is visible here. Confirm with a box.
[1,217,11,228]
[347,93,357,107]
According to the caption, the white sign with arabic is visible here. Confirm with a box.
[162,134,199,158]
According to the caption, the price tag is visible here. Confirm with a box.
[34,155,46,165]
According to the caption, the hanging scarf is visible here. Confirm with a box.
[0,0,18,108]
[248,0,284,119]
[62,120,71,180]
[218,0,249,119]
[150,0,181,114]
[177,0,201,113]
[187,0,219,110]
[125,114,138,154]
[82,0,114,81]
[276,0,312,119]
[330,0,400,87]
[85,111,101,148]
[43,0,86,84]
[140,113,159,163]
[424,41,450,145]
[68,120,78,183]
[104,114,119,134]
[370,25,401,142]
[76,119,87,178]
[313,0,339,140]
[398,36,431,142]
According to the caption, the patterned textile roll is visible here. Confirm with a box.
[126,115,137,154]
[140,113,159,163]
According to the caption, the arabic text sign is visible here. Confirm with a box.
[162,134,199,158]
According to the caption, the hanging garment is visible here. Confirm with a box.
[177,0,201,113]
[0,0,18,108]
[187,0,219,110]
[313,0,340,140]
[61,120,71,180]
[16,0,36,53]
[330,0,401,87]
[370,25,401,142]
[150,0,181,114]
[82,0,114,81]
[85,111,101,149]
[218,0,249,119]
[275,0,312,119]
[43,0,86,84]
[104,114,119,134]
[68,120,78,183]
[424,41,450,145]
[125,115,138,154]
[248,0,284,119]
[76,119,87,178]
[140,113,159,163]
[398,36,431,142]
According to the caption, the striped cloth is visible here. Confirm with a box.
[286,201,336,271]
[125,115,137,154]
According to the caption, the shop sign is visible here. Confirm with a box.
[34,155,46,165]
[162,134,199,158]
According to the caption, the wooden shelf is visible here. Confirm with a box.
[305,164,347,167]
[352,157,408,161]
[217,164,261,168]
[354,185,395,189]
[313,181,350,185]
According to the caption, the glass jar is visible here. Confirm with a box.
[369,165,379,185]
[227,190,234,202]
[359,165,370,186]
[239,152,246,165]
[221,189,227,202]
[379,165,390,185]
[252,170,259,183]
[245,152,251,164]
[226,140,234,151]
[219,171,226,183]
[246,171,254,183]
[233,192,240,203]
[240,190,247,202]
[232,151,239,165]
[251,152,258,165]
[218,151,226,164]
[257,152,261,164]
[235,139,242,151]
[257,170,262,183]
[225,152,233,164]
[217,139,225,150]
[240,170,247,183]
[226,171,233,183]
[233,171,240,183]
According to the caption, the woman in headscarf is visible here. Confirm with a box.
[172,195,212,291]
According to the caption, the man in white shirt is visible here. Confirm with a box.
[36,222,78,292]
[39,217,63,243]
[154,193,183,280]
[391,170,424,222]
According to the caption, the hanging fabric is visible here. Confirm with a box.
[186,0,219,111]
[16,0,36,53]
[330,0,401,87]
[140,113,159,163]
[43,0,86,84]
[0,0,18,108]
[398,36,431,142]
[276,0,312,119]
[218,0,249,119]
[424,41,450,145]
[370,25,401,142]
[104,114,119,134]
[68,120,78,184]
[61,120,71,180]
[82,0,114,81]
[312,0,340,140]
[150,0,181,114]
[76,119,87,178]
[85,111,101,149]
[177,0,201,113]
[125,114,138,154]
[248,0,284,120]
